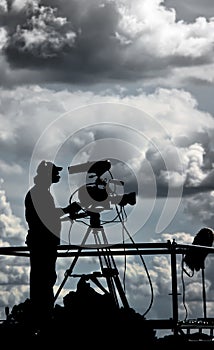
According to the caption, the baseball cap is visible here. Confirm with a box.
[36,160,63,175]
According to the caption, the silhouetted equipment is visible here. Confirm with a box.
[68,159,136,211]
[77,183,136,210]
[2,240,214,344]
[3,160,214,343]
[183,227,214,272]
[68,159,111,177]
[54,211,130,309]
[183,227,214,320]
[5,306,9,319]
[54,160,137,309]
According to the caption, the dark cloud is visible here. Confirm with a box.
[2,0,122,83]
[4,4,76,60]
[1,0,214,86]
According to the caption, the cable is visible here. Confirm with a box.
[64,219,74,254]
[181,254,188,321]
[109,168,154,316]
[101,207,124,225]
[181,253,195,322]
[68,188,79,204]
[182,255,194,278]
[115,205,154,318]
[122,222,127,293]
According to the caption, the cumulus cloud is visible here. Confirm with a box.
[0,84,214,218]
[6,3,76,59]
[156,231,194,244]
[0,179,26,245]
[0,179,29,318]
[1,0,214,86]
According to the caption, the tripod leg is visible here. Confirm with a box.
[54,226,92,302]
[104,246,130,308]
[113,274,129,309]
[92,228,119,307]
[95,227,130,309]
[104,251,130,309]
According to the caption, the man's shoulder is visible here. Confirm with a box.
[26,185,52,196]
[25,186,55,208]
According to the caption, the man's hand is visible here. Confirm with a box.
[63,202,82,215]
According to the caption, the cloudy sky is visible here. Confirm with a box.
[1,0,214,337]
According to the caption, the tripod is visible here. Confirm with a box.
[54,211,130,309]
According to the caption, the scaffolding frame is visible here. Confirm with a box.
[1,240,214,336]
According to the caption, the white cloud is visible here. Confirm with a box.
[179,143,207,187]
[0,27,7,51]
[0,84,213,208]
[0,180,26,244]
[0,0,7,12]
[156,231,194,244]
[118,0,214,58]
[0,181,29,318]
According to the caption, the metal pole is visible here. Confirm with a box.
[201,268,207,319]
[170,240,178,335]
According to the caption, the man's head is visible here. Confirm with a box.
[36,160,63,184]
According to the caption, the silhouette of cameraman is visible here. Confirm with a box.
[25,160,80,329]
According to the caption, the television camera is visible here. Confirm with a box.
[54,160,137,305]
[67,159,136,220]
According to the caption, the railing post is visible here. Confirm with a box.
[170,239,179,335]
[201,268,207,319]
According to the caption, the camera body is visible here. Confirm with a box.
[68,160,136,212]
[78,178,136,210]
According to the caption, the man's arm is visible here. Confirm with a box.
[60,201,82,217]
